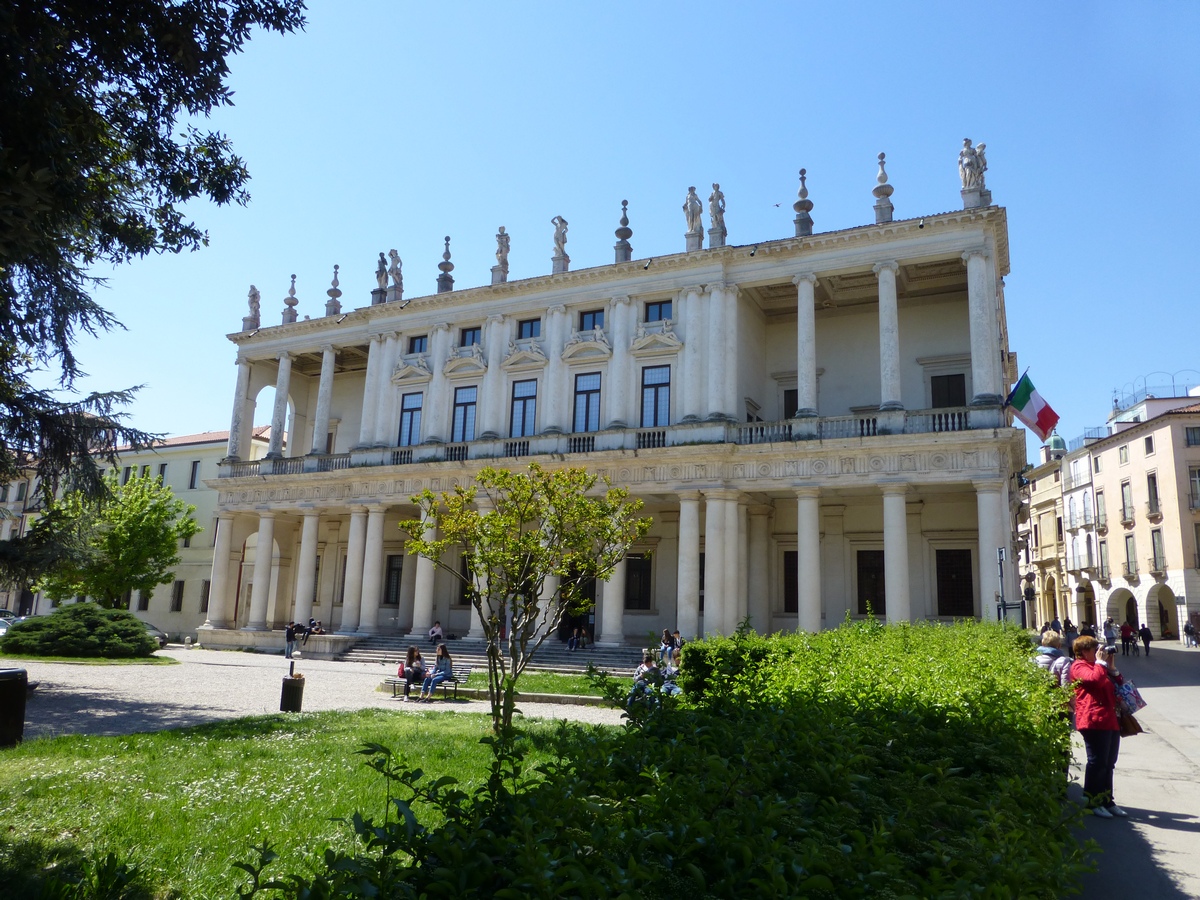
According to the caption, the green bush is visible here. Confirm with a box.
[241,620,1087,899]
[0,603,158,658]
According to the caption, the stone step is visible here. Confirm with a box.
[340,635,643,677]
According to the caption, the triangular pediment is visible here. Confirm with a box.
[561,334,612,363]
[502,341,548,371]
[392,357,432,384]
[630,328,683,357]
[443,345,488,376]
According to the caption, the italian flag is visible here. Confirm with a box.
[1006,373,1059,442]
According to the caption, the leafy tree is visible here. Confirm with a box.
[0,601,159,658]
[401,463,651,734]
[0,1,306,574]
[36,472,200,608]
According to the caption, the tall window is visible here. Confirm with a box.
[641,366,670,427]
[783,389,799,419]
[399,392,423,446]
[170,580,185,612]
[510,380,537,437]
[157,462,168,480]
[1124,534,1137,570]
[1146,472,1160,513]
[0,484,7,502]
[189,460,201,490]
[1096,491,1107,527]
[1188,427,1200,447]
[200,579,210,613]
[408,334,428,354]
[517,318,541,339]
[645,300,672,322]
[935,549,974,616]
[383,555,403,606]
[573,373,601,433]
[1098,541,1109,578]
[136,589,149,611]
[1118,445,1129,465]
[623,554,652,610]
[452,386,478,442]
[1120,481,1134,521]
[460,326,481,347]
[930,373,967,408]
[122,466,132,485]
[1190,468,1200,508]
[783,550,798,613]
[856,550,886,616]
[579,309,604,331]
[1151,529,1165,570]
[1144,435,1155,455]
[1094,456,1102,473]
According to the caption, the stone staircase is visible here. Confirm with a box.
[340,633,643,677]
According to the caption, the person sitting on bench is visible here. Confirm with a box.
[418,644,453,701]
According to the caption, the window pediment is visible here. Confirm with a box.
[503,338,548,371]
[562,328,612,363]
[443,343,488,376]
[630,320,682,358]
[392,354,432,385]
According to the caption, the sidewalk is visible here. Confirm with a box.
[1071,641,1200,897]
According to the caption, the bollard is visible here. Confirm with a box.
[0,668,28,748]
[280,660,305,712]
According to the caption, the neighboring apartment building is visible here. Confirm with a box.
[1021,435,1068,626]
[200,151,1027,652]
[0,468,44,615]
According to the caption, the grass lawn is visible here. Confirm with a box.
[0,653,178,665]
[0,708,578,899]
[460,670,602,696]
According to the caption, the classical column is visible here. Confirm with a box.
[291,511,320,625]
[796,487,822,632]
[881,484,911,623]
[315,519,341,625]
[267,354,292,457]
[598,555,627,645]
[606,296,634,428]
[543,305,568,433]
[410,513,437,633]
[338,507,367,633]
[357,336,382,447]
[975,479,1005,621]
[245,512,276,630]
[873,261,902,410]
[467,498,492,640]
[704,285,727,421]
[676,491,701,639]
[747,505,772,633]
[963,250,1002,405]
[357,506,386,633]
[702,489,732,636]
[398,543,419,631]
[680,286,706,422]
[204,512,236,628]
[309,345,337,454]
[424,324,452,442]
[722,494,741,634]
[372,333,400,446]
[480,314,507,439]
[792,274,819,417]
[721,284,741,420]
[225,358,252,459]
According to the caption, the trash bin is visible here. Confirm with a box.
[280,675,305,712]
[0,668,28,748]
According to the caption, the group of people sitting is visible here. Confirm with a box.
[283,618,325,658]
[396,643,455,702]
[627,646,683,706]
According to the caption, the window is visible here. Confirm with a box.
[1121,481,1134,522]
[783,550,798,613]
[510,380,537,438]
[517,318,541,339]
[0,484,7,502]
[1187,427,1200,447]
[157,462,168,480]
[930,373,967,408]
[645,300,672,323]
[383,555,403,606]
[1151,529,1165,571]
[15,482,26,501]
[1056,517,1063,542]
[623,554,652,610]
[141,464,150,477]
[856,550,886,616]
[579,309,604,331]
[170,580,185,612]
[408,334,427,354]
[1094,456,1102,473]
[640,366,670,427]
[1098,541,1109,579]
[182,534,191,549]
[1147,473,1160,514]
[1144,435,1155,455]
[1118,445,1129,465]
[122,466,132,485]
[1096,491,1107,527]
[460,326,481,347]
[137,589,149,611]
[200,580,210,613]
[936,549,974,617]
[783,389,799,419]
[573,372,602,433]
[189,460,201,490]
[399,392,423,446]
[1124,534,1137,571]
[452,386,478,442]
[1190,468,1200,509]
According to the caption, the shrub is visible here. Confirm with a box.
[0,603,158,658]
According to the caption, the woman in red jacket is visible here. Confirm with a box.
[1070,635,1127,818]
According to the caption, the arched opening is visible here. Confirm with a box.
[1147,583,1178,639]
[1044,574,1058,623]
[1108,588,1137,628]
[1076,582,1096,626]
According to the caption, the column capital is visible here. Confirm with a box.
[431,322,451,334]
[486,313,507,325]
[319,342,335,354]
[676,489,703,502]
[611,294,633,306]
[701,487,740,502]
[879,482,909,497]
[972,477,1005,493]
[547,304,567,316]
[276,350,292,362]
[872,260,900,277]
[705,281,740,297]
[255,509,277,519]
[791,272,819,288]
[216,510,236,521]
[794,485,820,500]
[748,503,774,517]
[347,504,368,515]
[961,248,989,265]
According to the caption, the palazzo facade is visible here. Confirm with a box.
[201,164,1026,650]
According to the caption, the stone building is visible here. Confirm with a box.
[199,150,1026,652]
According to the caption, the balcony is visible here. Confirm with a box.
[1062,470,1093,492]
[1066,510,1095,531]
[1096,564,1110,583]
[1145,499,1162,520]
[1122,560,1138,578]
[1148,555,1167,575]
[217,406,1005,479]
[1191,493,1200,511]
[1120,506,1135,526]
[1096,511,1108,534]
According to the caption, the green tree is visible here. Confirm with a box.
[36,472,201,608]
[402,463,651,734]
[0,1,306,574]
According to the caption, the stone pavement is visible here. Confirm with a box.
[1071,641,1200,897]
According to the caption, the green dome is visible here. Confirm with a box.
[1045,431,1066,452]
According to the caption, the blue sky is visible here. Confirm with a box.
[67,1,1200,458]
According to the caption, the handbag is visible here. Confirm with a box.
[1118,708,1144,737]
[1116,681,1147,713]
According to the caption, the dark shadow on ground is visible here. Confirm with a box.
[1104,643,1200,690]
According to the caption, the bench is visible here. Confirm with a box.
[384,664,472,700]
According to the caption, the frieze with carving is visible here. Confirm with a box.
[630,319,683,357]
[502,338,548,370]
[392,354,432,384]
[443,342,487,376]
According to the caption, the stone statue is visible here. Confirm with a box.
[247,285,260,319]
[958,138,987,190]
[387,249,403,293]
[708,182,726,235]
[375,252,388,291]
[551,216,568,256]
[495,226,510,271]
[683,186,703,233]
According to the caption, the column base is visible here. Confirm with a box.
[242,624,268,632]
[969,393,1003,407]
[878,401,905,411]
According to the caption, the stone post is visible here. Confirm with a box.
[882,484,911,623]
[338,507,367,633]
[676,491,701,640]
[225,359,252,460]
[246,512,276,630]
[309,345,336,455]
[267,353,292,458]
[292,511,320,625]
[873,261,903,411]
[357,506,386,633]
[796,487,822,632]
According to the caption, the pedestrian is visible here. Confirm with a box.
[284,621,297,659]
[1051,616,1062,635]
[1138,623,1153,656]
[1120,621,1134,656]
[1069,636,1127,818]
[1184,620,1197,648]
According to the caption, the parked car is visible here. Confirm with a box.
[0,609,16,620]
[144,622,168,649]
[0,619,9,636]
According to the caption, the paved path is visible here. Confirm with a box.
[10,642,1200,895]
